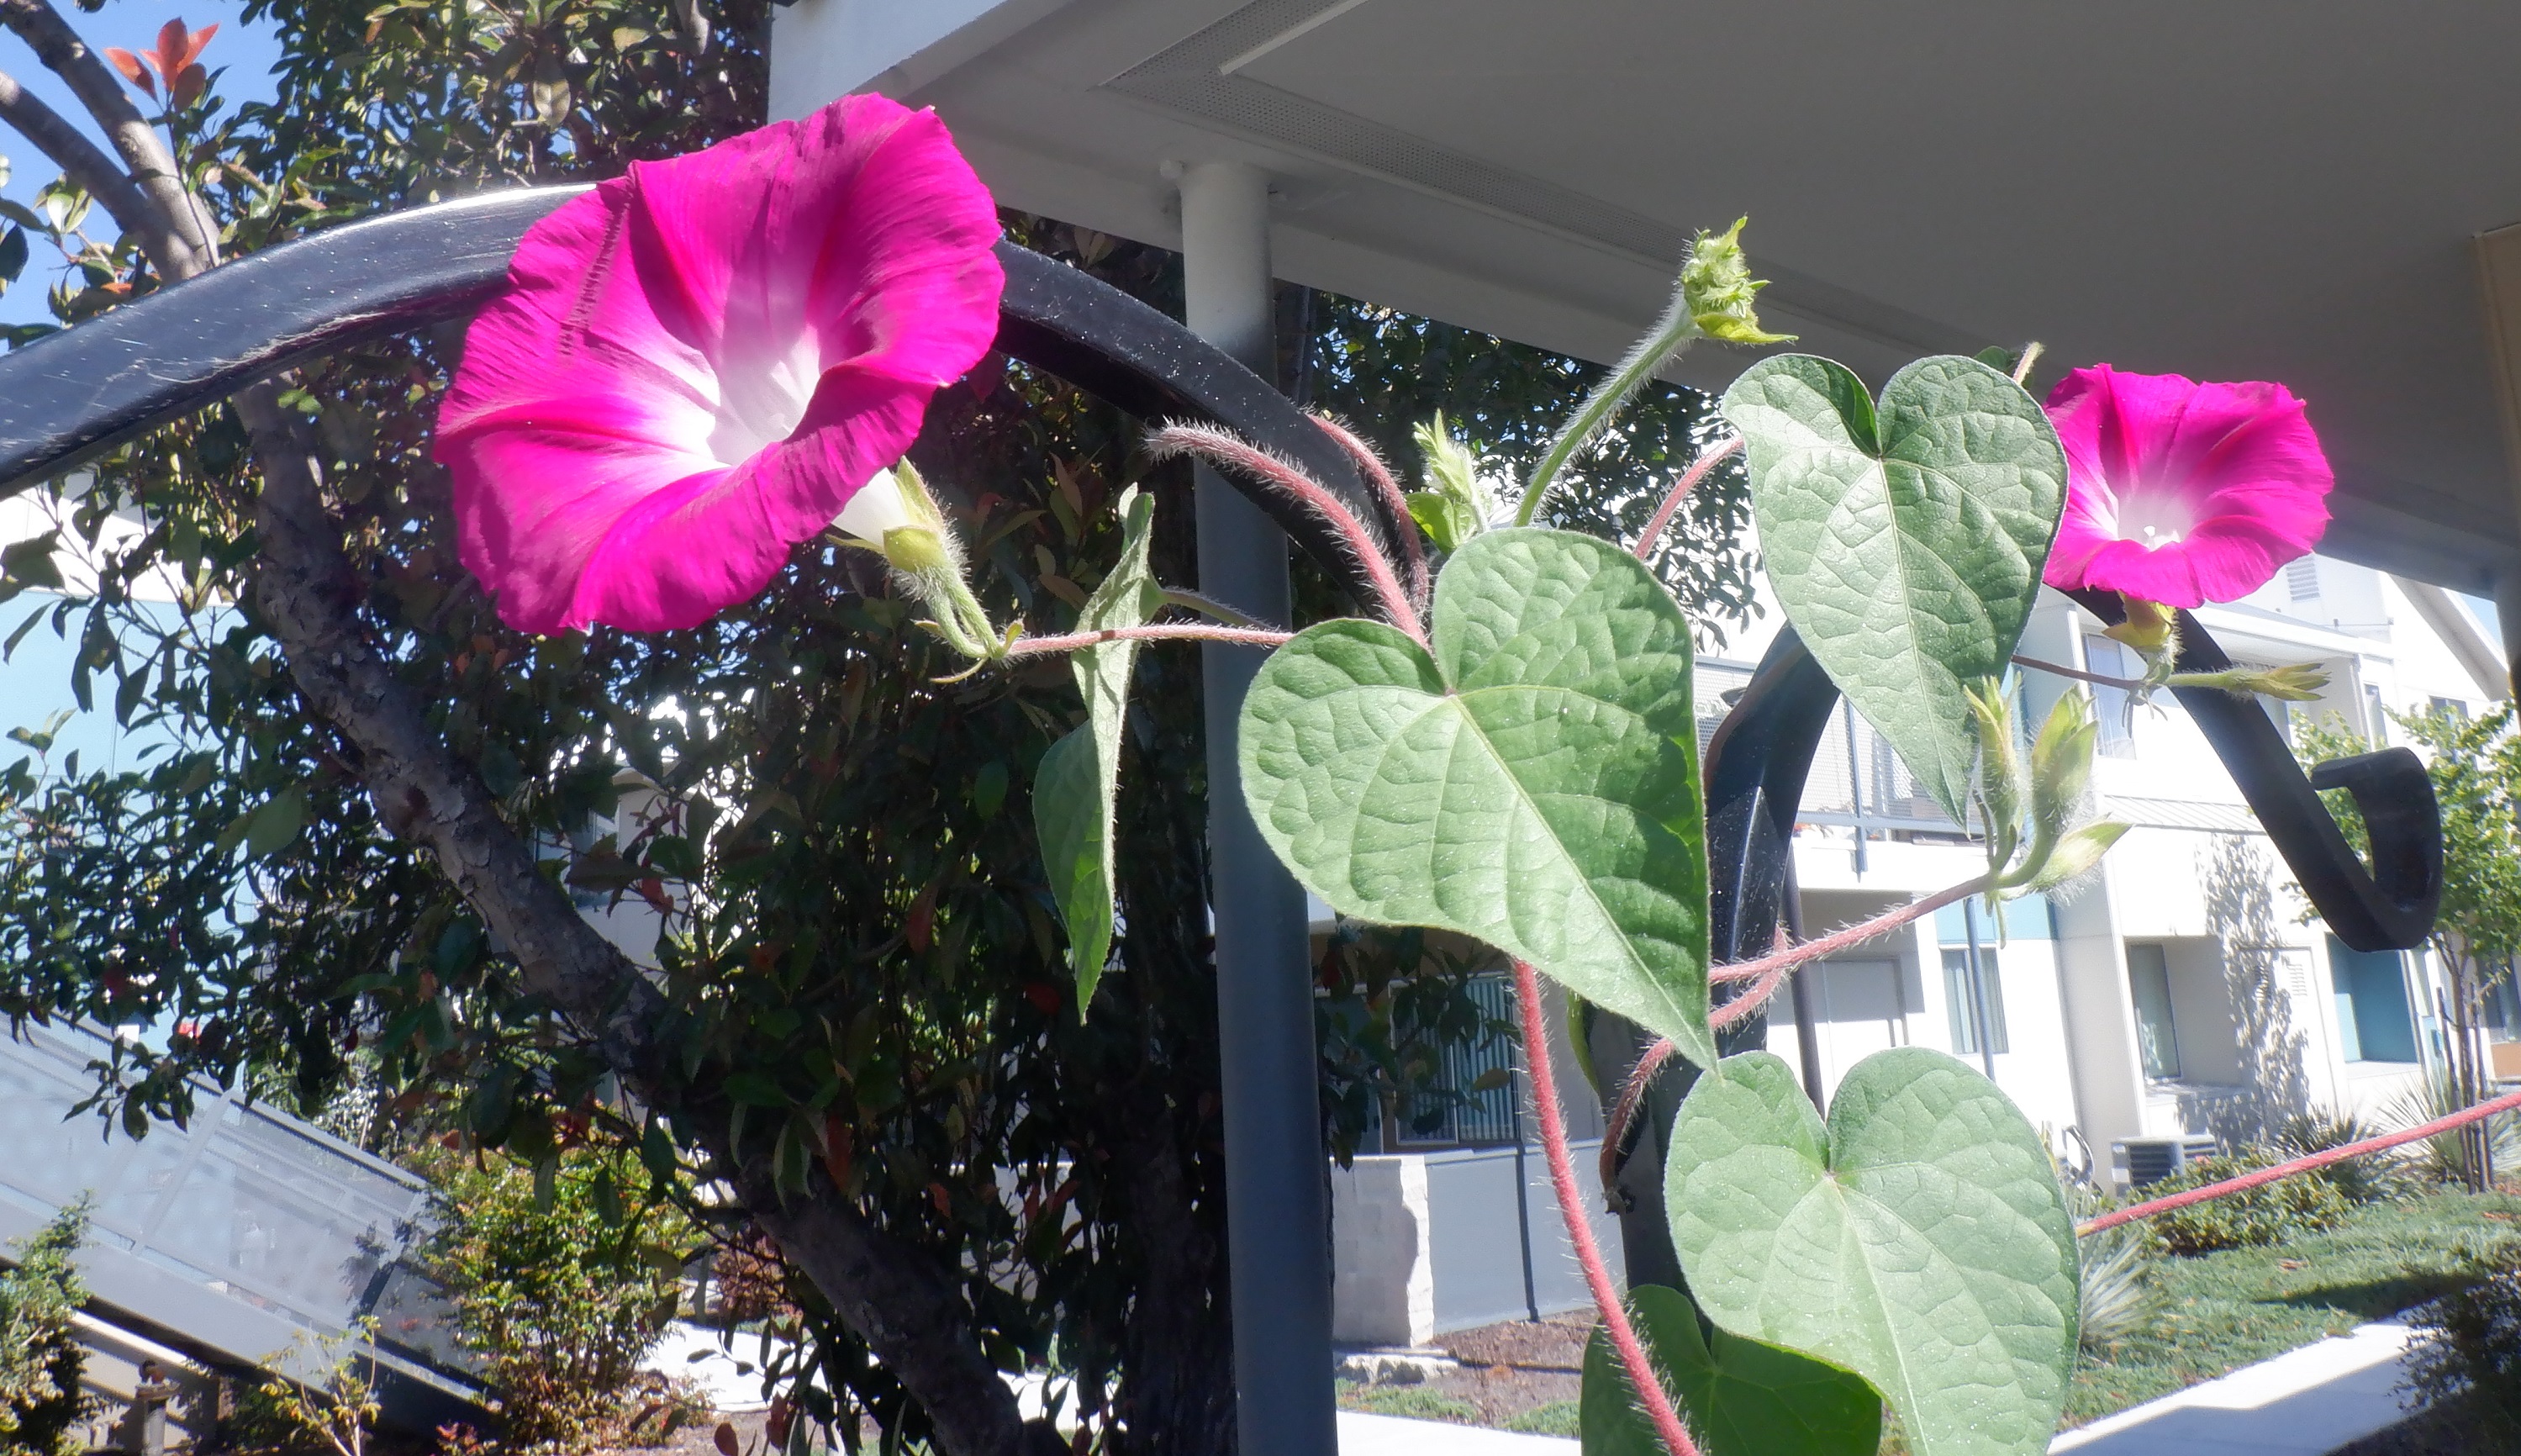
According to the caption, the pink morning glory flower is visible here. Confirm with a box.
[435,94,1005,635]
[2039,365,2333,609]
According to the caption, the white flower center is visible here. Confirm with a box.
[705,332,825,467]
[2115,487,2198,551]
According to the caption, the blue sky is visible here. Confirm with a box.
[1,0,282,329]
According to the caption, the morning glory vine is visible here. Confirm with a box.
[427,91,2440,1456]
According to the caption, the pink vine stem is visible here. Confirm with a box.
[1599,876,1991,1190]
[1514,958,1701,1456]
[1632,436,1743,563]
[1001,622,1295,657]
[1308,411,1432,614]
[2081,1084,2521,1236]
[1142,423,1428,646]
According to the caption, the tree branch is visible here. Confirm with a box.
[0,66,161,255]
[232,383,1047,1456]
[0,0,214,274]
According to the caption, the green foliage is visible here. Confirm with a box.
[2401,1265,2521,1443]
[1580,1285,1879,1456]
[1313,925,1514,1160]
[252,1320,382,1456]
[0,1203,90,1455]
[1300,295,1759,638]
[2273,1108,2413,1205]
[1241,528,1713,1068]
[2146,1151,2353,1255]
[1722,355,2068,826]
[2383,1066,2521,1190]
[419,1147,692,1449]
[1031,485,1162,1010]
[1664,1051,2078,1456]
[2065,1189,2521,1425]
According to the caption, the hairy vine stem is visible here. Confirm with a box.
[1142,422,1427,645]
[1632,436,1743,563]
[2011,652,2144,691]
[1003,622,1295,656]
[1309,411,1430,612]
[1515,959,1701,1456]
[1598,875,1996,1194]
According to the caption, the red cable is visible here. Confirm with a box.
[2082,1084,2521,1235]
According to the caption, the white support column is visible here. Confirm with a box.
[1177,159,1339,1456]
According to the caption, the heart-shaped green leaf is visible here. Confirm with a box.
[1722,356,2065,825]
[1665,1050,2077,1456]
[1034,486,1163,1014]
[1581,1283,1880,1456]
[1239,528,1711,1068]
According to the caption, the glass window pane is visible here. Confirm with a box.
[2127,944,2181,1079]
[1942,947,2007,1056]
[2330,936,2418,1063]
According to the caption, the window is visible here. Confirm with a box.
[2484,973,2520,1046]
[2127,943,2181,1079]
[2429,695,2470,722]
[2083,635,2135,757]
[2329,936,2418,1063]
[1943,947,2008,1055]
[2286,557,2320,601]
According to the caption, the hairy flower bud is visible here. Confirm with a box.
[1680,218,1794,346]
[1406,413,1497,552]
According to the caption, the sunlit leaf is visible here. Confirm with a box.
[1580,1284,1879,1456]
[1665,1050,2077,1456]
[1240,528,1712,1068]
[1723,356,2065,824]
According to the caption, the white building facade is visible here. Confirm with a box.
[1744,554,2511,1184]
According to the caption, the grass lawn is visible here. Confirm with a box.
[2068,1187,2521,1426]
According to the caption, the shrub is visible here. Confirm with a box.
[2148,1150,2351,1254]
[417,1147,694,1450]
[2274,1109,2413,1205]
[0,1203,91,1455]
[2384,1068,2521,1190]
[2066,1185,2164,1352]
[2402,1268,2521,1439]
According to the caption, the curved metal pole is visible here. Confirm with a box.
[2070,588,2442,952]
[1600,605,2446,1280]
[0,193,1395,608]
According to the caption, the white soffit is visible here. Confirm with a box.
[771,0,2521,595]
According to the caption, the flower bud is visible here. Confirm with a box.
[2028,821,2130,891]
[2028,689,2100,841]
[1680,219,1794,346]
[1406,413,1498,552]
[2167,662,2329,702]
[2104,595,2179,658]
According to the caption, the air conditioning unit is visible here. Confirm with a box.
[2110,1135,2220,1189]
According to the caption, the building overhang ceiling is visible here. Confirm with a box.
[771,0,2521,597]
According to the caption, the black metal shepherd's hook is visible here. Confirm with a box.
[0,191,2436,963]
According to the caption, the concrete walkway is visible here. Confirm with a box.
[2051,1321,2417,1455]
[651,1319,2418,1455]
[1338,1411,1577,1453]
